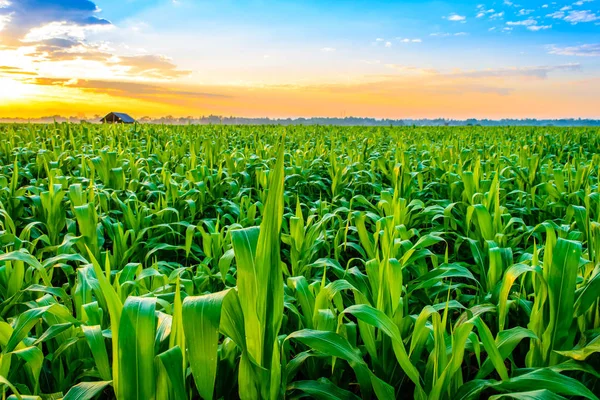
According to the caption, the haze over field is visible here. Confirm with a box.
[1,0,600,119]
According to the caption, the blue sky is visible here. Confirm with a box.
[1,0,599,118]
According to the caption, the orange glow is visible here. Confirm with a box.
[1,73,599,120]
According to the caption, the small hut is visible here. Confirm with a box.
[100,112,136,124]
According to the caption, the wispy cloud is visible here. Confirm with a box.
[573,0,593,5]
[506,18,537,26]
[446,13,466,22]
[517,9,534,16]
[451,63,580,79]
[564,10,599,23]
[383,63,581,80]
[430,32,469,37]
[548,43,600,56]
[397,37,422,43]
[476,6,498,18]
[0,65,37,76]
[527,24,552,31]
[320,47,336,52]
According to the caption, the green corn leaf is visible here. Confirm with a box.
[82,325,112,381]
[182,289,233,400]
[288,378,361,400]
[63,381,112,400]
[155,346,186,400]
[117,297,156,400]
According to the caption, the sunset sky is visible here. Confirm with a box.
[1,0,599,119]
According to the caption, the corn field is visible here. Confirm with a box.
[0,123,598,399]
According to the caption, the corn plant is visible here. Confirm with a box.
[0,123,598,399]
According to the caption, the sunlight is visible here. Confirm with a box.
[0,78,39,101]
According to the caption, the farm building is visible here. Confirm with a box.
[100,112,136,124]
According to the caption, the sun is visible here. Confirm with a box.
[0,77,40,101]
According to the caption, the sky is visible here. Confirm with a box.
[0,0,599,119]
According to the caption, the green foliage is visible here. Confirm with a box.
[0,123,598,399]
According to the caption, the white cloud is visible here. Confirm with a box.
[490,11,505,19]
[560,6,573,11]
[452,63,580,78]
[527,24,552,30]
[542,4,549,8]
[0,0,10,7]
[430,32,469,37]
[573,0,593,5]
[564,10,599,23]
[320,47,335,52]
[518,9,534,15]
[506,18,537,26]
[476,8,497,18]
[385,41,392,47]
[547,11,565,18]
[375,38,385,42]
[23,21,113,43]
[447,13,466,21]
[397,38,422,43]
[0,13,10,31]
[504,0,514,5]
[548,43,600,56]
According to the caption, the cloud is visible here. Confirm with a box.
[564,10,599,23]
[527,24,552,30]
[476,7,498,18]
[0,0,110,46]
[25,77,230,105]
[547,11,565,18]
[384,41,392,47]
[0,12,9,32]
[320,47,335,52]
[383,63,580,80]
[397,38,422,43]
[0,66,37,76]
[450,64,580,79]
[506,18,537,26]
[111,55,191,79]
[430,32,469,37]
[22,21,112,43]
[0,0,190,82]
[517,9,534,15]
[548,43,600,56]
[447,13,466,22]
[573,0,593,5]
